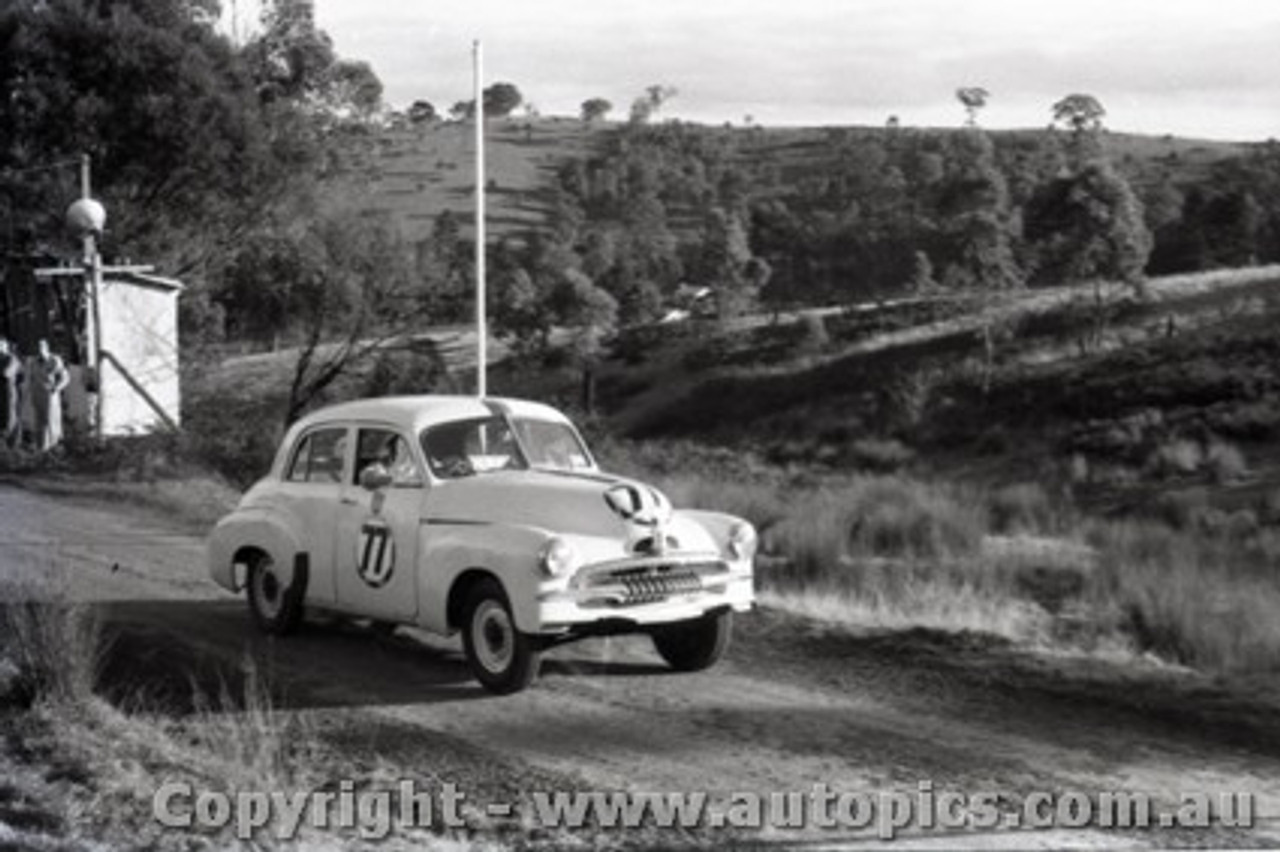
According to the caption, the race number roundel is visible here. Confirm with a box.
[356,519,396,588]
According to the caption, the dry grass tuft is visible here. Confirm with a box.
[0,575,107,707]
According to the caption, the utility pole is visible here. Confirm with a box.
[80,153,105,438]
[473,39,487,398]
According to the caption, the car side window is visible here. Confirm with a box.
[286,427,348,484]
[354,428,423,487]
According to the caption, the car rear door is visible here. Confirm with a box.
[278,424,351,604]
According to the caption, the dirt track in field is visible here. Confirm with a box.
[3,481,1280,849]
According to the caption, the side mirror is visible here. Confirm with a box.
[359,464,394,492]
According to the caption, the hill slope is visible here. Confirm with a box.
[326,118,1251,249]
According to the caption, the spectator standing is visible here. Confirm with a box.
[30,339,70,452]
[0,339,22,449]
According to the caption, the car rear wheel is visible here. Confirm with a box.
[651,610,732,672]
[246,552,304,636]
[461,579,541,694]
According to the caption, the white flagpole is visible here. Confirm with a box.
[473,39,487,398]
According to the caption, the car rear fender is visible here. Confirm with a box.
[207,506,306,593]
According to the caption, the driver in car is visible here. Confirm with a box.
[427,427,474,479]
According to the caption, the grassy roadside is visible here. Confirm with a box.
[0,569,507,851]
[597,438,1280,675]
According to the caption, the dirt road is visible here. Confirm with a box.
[4,482,1280,849]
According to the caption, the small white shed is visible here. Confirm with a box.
[96,270,183,435]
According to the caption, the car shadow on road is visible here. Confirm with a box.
[96,599,485,715]
[93,600,676,717]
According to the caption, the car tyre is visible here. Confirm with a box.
[246,551,304,636]
[462,578,541,694]
[651,610,732,672]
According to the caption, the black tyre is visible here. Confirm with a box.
[246,551,304,636]
[652,610,733,672]
[461,578,541,694]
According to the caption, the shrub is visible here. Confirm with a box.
[0,577,106,707]
[796,313,830,355]
[845,477,985,562]
[1204,440,1247,483]
[1258,488,1280,526]
[1153,489,1210,530]
[1148,438,1202,477]
[1086,519,1280,671]
[988,482,1056,535]
[183,390,284,489]
[846,437,914,473]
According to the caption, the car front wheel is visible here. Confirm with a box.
[246,551,304,636]
[461,579,541,694]
[651,610,733,672]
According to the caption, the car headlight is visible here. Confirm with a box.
[727,521,757,561]
[540,536,580,578]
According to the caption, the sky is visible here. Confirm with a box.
[242,0,1280,141]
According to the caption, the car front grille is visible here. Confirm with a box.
[617,570,703,604]
[579,560,726,607]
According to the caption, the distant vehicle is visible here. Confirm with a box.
[207,396,757,693]
[672,284,718,320]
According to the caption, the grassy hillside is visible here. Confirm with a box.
[325,118,1250,249]
[325,116,611,244]
[525,266,1280,500]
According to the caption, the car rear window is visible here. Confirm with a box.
[286,427,348,484]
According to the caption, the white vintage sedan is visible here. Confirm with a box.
[207,396,757,693]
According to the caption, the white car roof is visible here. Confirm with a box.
[291,395,572,435]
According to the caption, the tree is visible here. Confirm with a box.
[1026,160,1151,284]
[408,99,437,123]
[937,128,1021,393]
[281,214,421,424]
[1024,160,1151,350]
[580,97,613,123]
[553,269,617,413]
[0,0,312,273]
[629,84,677,124]
[215,230,331,350]
[937,130,1021,292]
[491,264,549,356]
[1052,93,1106,135]
[698,207,761,318]
[245,0,382,121]
[449,100,473,120]
[482,82,522,117]
[955,87,990,127]
[416,210,472,322]
[908,251,939,294]
[1052,93,1107,167]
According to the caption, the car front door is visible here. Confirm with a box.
[333,426,423,622]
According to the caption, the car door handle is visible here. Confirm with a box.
[340,497,359,506]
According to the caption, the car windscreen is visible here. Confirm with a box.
[419,417,528,479]
[510,418,594,472]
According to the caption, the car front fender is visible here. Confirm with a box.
[417,523,554,635]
